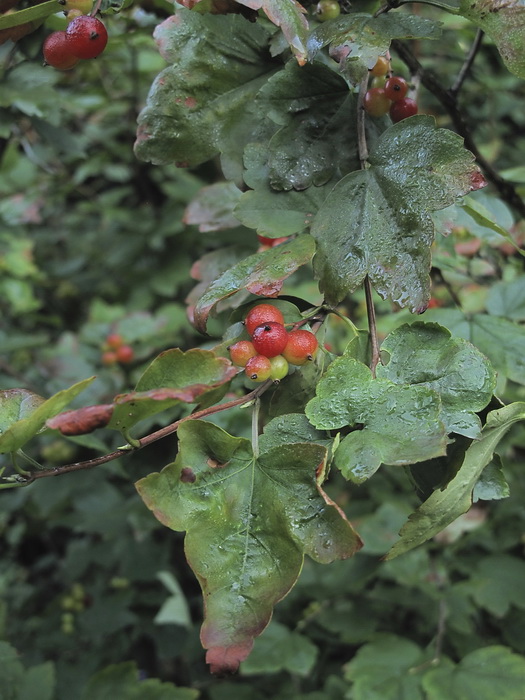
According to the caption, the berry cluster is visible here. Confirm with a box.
[228,304,319,383]
[364,56,418,123]
[43,2,108,71]
[101,333,134,366]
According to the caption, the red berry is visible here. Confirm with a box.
[106,333,123,350]
[43,31,80,70]
[245,355,272,382]
[228,340,257,367]
[252,322,289,358]
[102,350,117,366]
[269,355,289,381]
[65,16,108,59]
[389,97,418,123]
[282,330,319,365]
[245,304,285,336]
[116,345,134,364]
[364,88,391,118]
[370,55,389,77]
[384,76,409,102]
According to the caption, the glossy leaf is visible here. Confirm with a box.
[193,234,316,332]
[135,10,274,167]
[423,646,525,699]
[235,143,331,237]
[305,355,447,482]
[459,0,525,78]
[0,378,94,454]
[235,0,309,65]
[312,116,486,311]
[307,12,442,82]
[421,309,525,385]
[136,419,362,673]
[378,322,496,438]
[386,402,525,559]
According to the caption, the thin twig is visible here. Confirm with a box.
[356,73,370,168]
[251,398,260,459]
[450,29,484,97]
[391,40,525,219]
[364,277,380,376]
[13,381,273,486]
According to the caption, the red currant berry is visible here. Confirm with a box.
[370,55,389,77]
[245,304,285,336]
[282,329,319,365]
[106,333,123,350]
[43,31,80,70]
[384,76,409,102]
[65,15,108,59]
[316,0,340,21]
[389,97,418,123]
[228,340,257,367]
[116,345,134,364]
[245,355,272,382]
[269,355,289,382]
[252,322,289,358]
[364,88,391,118]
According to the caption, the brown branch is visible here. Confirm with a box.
[15,381,273,486]
[391,40,525,219]
[450,29,484,97]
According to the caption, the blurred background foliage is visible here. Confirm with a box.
[1,1,524,698]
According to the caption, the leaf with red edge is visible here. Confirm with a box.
[193,234,315,333]
[47,404,114,436]
[235,0,309,65]
[136,419,362,674]
[108,349,237,435]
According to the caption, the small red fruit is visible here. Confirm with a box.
[245,355,272,382]
[106,333,123,350]
[66,15,108,59]
[384,76,409,102]
[245,304,285,336]
[102,350,117,366]
[283,329,318,365]
[43,31,80,70]
[228,340,257,367]
[364,88,391,118]
[116,345,134,364]
[252,322,289,358]
[389,97,418,123]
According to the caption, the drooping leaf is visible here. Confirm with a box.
[0,378,95,454]
[256,61,360,190]
[422,646,525,700]
[109,349,237,434]
[307,12,442,82]
[377,322,496,438]
[134,10,275,168]
[47,404,114,436]
[183,182,243,232]
[136,419,362,673]
[311,116,486,311]
[305,355,447,482]
[420,309,525,385]
[235,0,309,65]
[459,0,525,78]
[386,402,525,559]
[193,234,316,332]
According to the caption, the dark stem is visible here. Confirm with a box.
[357,74,369,167]
[364,277,380,377]
[13,381,273,486]
[434,268,463,309]
[391,40,525,219]
[450,29,484,97]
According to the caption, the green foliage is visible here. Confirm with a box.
[1,0,525,696]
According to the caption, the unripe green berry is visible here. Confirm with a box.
[269,355,289,381]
